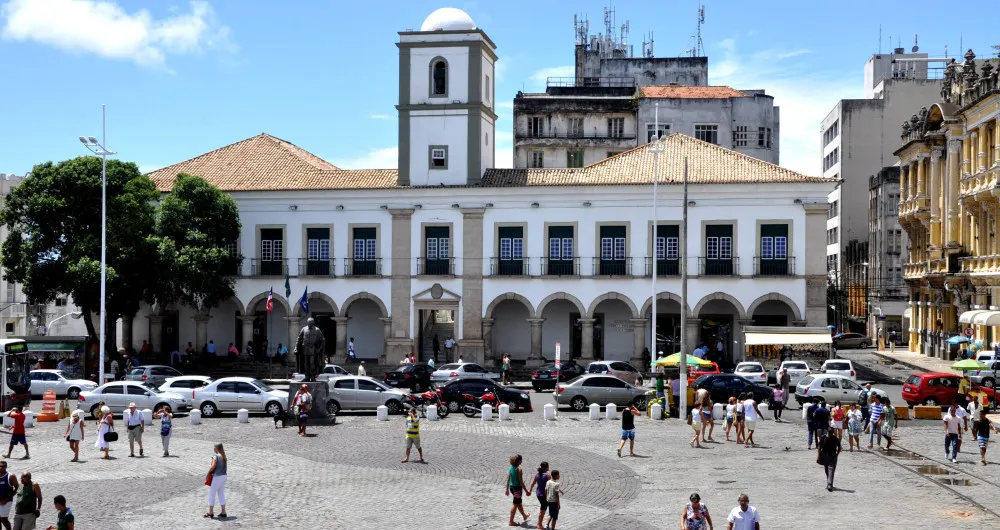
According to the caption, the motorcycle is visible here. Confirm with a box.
[404,388,450,418]
[461,392,503,418]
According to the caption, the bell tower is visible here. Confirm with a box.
[396,8,497,187]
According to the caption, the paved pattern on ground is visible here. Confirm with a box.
[6,398,1000,529]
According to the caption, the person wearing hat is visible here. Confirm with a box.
[357,361,366,377]
[680,492,713,529]
[123,402,145,457]
[292,385,313,436]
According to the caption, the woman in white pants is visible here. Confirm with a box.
[153,405,173,457]
[205,443,228,519]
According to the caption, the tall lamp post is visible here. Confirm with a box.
[648,103,662,368]
[78,104,115,384]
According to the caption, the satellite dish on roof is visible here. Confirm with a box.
[912,45,919,53]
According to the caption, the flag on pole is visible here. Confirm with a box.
[284,269,291,298]
[266,287,274,312]
[299,286,309,314]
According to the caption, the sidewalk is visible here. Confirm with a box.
[871,348,959,374]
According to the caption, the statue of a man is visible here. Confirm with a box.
[294,317,326,377]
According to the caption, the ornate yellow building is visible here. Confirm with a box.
[897,49,1000,358]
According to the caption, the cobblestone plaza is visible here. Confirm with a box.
[10,399,1000,529]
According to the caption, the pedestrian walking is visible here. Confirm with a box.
[357,361,366,377]
[204,443,228,519]
[813,400,831,440]
[347,337,356,363]
[830,401,845,440]
[726,493,759,530]
[401,407,424,463]
[43,495,72,530]
[954,398,970,455]
[505,454,530,527]
[445,336,456,361]
[817,430,842,491]
[867,396,884,449]
[94,406,113,460]
[153,406,173,457]
[968,395,985,422]
[12,472,40,530]
[501,354,511,385]
[770,385,784,421]
[742,393,762,447]
[92,401,105,427]
[0,461,19,529]
[779,369,791,408]
[944,404,963,463]
[846,403,863,451]
[690,402,703,448]
[63,412,84,462]
[432,334,441,362]
[859,383,872,421]
[881,397,897,450]
[109,359,120,381]
[123,403,144,457]
[543,470,563,530]
[805,400,817,449]
[292,385,313,437]
[617,404,640,457]
[4,408,29,460]
[974,415,999,465]
[735,395,746,444]
[527,462,549,530]
[680,493,712,530]
[671,377,682,419]
[699,392,715,443]
[655,373,665,401]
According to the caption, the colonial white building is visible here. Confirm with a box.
[136,8,834,369]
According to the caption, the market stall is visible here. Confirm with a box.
[18,336,90,379]
[742,326,834,363]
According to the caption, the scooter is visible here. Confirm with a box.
[404,388,450,418]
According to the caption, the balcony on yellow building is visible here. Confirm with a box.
[904,261,928,279]
[959,168,1000,200]
[959,255,1000,275]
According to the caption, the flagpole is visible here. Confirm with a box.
[268,304,273,379]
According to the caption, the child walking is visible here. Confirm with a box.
[544,470,563,530]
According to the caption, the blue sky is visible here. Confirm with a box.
[1,0,997,177]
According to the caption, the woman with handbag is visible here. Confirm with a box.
[64,411,84,462]
[205,443,228,519]
[153,406,174,457]
[94,406,114,460]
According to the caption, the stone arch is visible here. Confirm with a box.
[639,292,691,316]
[229,296,246,316]
[245,291,291,314]
[485,293,535,319]
[747,292,803,321]
[534,292,586,318]
[586,292,640,318]
[342,292,389,318]
[294,290,339,316]
[693,292,747,319]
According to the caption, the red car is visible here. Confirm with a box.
[687,362,720,386]
[902,372,997,408]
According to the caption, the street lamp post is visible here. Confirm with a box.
[79,104,115,384]
[648,103,662,370]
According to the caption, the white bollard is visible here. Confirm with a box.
[376,405,389,421]
[237,408,250,423]
[543,403,556,421]
[713,403,724,420]
[426,405,440,421]
[651,403,663,420]
[22,411,33,428]
[481,404,493,421]
[190,409,202,425]
[142,408,154,425]
[589,403,601,420]
[498,403,510,421]
[758,402,769,420]
[606,403,618,420]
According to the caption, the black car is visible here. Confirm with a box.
[530,362,585,391]
[383,363,433,391]
[692,374,773,405]
[439,378,533,413]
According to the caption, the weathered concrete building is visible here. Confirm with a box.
[867,167,909,341]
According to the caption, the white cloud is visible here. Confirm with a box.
[370,114,391,120]
[0,0,235,69]
[529,65,574,90]
[711,37,858,176]
[334,146,398,169]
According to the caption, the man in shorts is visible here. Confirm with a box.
[742,393,762,447]
[123,402,144,457]
[617,404,640,457]
[3,408,29,459]
[402,407,424,463]
[0,461,18,529]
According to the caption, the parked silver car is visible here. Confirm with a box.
[124,365,184,388]
[193,377,287,417]
[77,381,191,417]
[969,360,1000,388]
[556,374,648,411]
[832,333,871,349]
[326,376,408,415]
[586,361,642,385]
[430,363,500,385]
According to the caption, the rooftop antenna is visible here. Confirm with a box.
[695,2,705,57]
[878,24,882,54]
[944,44,948,58]
[912,33,919,53]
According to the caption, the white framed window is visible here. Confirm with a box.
[512,238,523,259]
[720,237,732,259]
[529,151,544,168]
[601,237,613,259]
[307,239,330,260]
[354,239,365,260]
[707,237,719,259]
[694,124,719,145]
[568,117,584,137]
[613,238,625,259]
[354,239,377,260]
[655,237,665,259]
[775,237,787,259]
[528,116,545,137]
[666,236,678,259]
[438,238,450,259]
[761,237,774,259]
[261,240,272,261]
[607,117,625,138]
[430,147,447,169]
[426,238,438,260]
[647,123,670,142]
[549,238,561,259]
[500,238,512,260]
[734,125,748,147]
[561,238,573,259]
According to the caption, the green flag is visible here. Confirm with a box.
[284,269,291,298]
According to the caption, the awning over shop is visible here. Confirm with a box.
[972,311,1000,326]
[744,331,833,346]
[960,310,991,324]
[25,342,83,352]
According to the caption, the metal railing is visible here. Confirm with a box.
[591,257,633,276]
[516,130,637,140]
[643,257,680,277]
[753,257,795,277]
[416,257,455,276]
[298,258,335,277]
[541,257,580,276]
[250,258,287,277]
[546,76,636,88]
[698,256,739,277]
[490,257,531,277]
[343,258,382,277]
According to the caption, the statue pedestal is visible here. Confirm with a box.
[288,382,336,425]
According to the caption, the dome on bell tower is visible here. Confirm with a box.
[420,7,476,32]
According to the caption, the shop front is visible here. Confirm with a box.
[20,336,91,379]
[742,326,833,366]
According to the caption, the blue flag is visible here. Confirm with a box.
[299,286,309,314]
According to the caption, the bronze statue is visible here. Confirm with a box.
[294,317,326,377]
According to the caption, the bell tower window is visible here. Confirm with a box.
[431,59,448,97]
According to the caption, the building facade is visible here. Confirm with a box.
[134,8,833,370]
[867,167,909,341]
[897,49,1000,358]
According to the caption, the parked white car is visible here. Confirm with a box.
[29,369,97,399]
[77,381,191,417]
[733,362,768,384]
[778,361,813,388]
[430,363,500,385]
[193,377,288,417]
[820,359,856,381]
[326,376,408,415]
[315,364,351,382]
[969,360,1000,388]
[794,374,865,405]
[159,376,213,393]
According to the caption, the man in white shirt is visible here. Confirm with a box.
[954,402,969,455]
[347,338,356,363]
[742,394,762,447]
[944,404,964,462]
[967,397,984,422]
[358,361,366,377]
[727,494,760,530]
[123,402,145,457]
[444,337,456,361]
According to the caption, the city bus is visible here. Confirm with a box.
[0,339,31,410]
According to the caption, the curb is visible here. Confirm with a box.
[870,351,942,374]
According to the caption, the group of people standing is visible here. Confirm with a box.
[691,390,763,449]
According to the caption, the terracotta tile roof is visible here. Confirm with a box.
[146,133,400,192]
[481,134,825,187]
[640,85,748,99]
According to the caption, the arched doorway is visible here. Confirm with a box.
[751,300,797,326]
[207,298,242,353]
[694,293,746,369]
[247,294,290,359]
[537,293,586,361]
[299,293,337,361]
[343,294,388,360]
[587,294,639,361]
[485,295,532,361]
[641,294,685,356]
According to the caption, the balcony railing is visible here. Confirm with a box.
[545,76,636,88]
[490,257,531,277]
[416,257,455,276]
[698,257,739,277]
[344,258,382,277]
[643,257,681,276]
[541,257,580,276]
[903,262,927,279]
[298,258,335,277]
[250,258,287,277]
[516,130,637,140]
[753,257,794,277]
[591,257,633,276]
